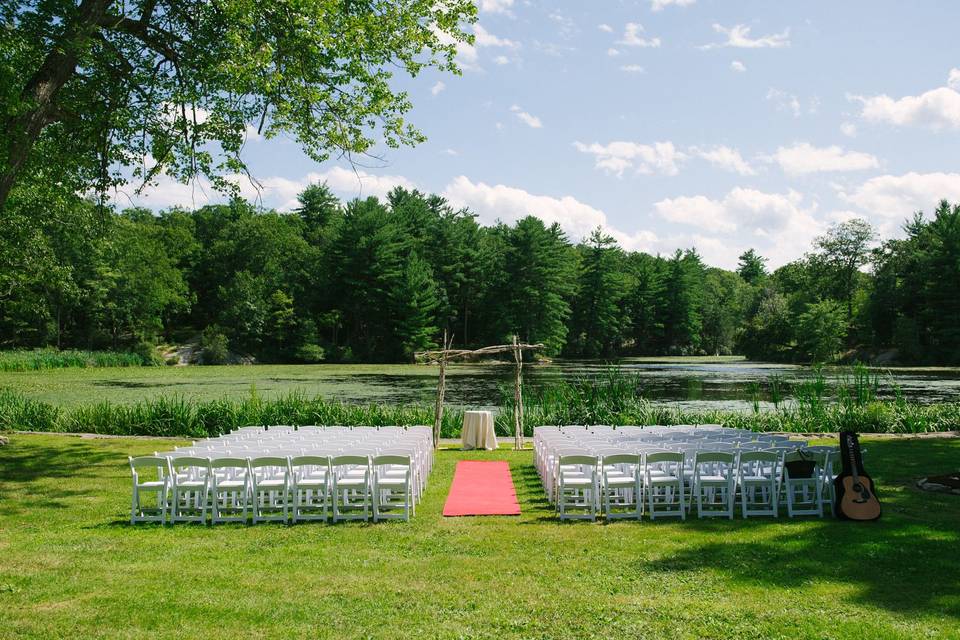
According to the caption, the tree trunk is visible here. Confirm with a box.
[0,0,114,209]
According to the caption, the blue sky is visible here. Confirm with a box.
[124,0,960,269]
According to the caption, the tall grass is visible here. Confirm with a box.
[1,365,958,437]
[0,348,151,372]
[0,387,463,438]
[500,365,960,436]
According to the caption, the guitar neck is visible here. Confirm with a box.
[847,435,860,482]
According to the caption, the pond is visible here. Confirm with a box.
[4,357,960,411]
[344,358,960,411]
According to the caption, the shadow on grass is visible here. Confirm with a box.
[640,519,960,617]
[0,436,120,515]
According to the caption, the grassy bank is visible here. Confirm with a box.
[0,434,958,639]
[1,366,958,436]
[504,367,960,435]
[0,348,151,372]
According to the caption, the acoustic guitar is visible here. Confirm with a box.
[834,431,881,521]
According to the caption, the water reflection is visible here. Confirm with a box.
[313,359,960,411]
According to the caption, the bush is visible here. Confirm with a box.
[132,340,164,366]
[200,326,230,365]
[294,344,325,363]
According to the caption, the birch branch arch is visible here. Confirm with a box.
[416,332,545,450]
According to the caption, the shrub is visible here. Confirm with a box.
[200,326,230,365]
[132,340,164,366]
[294,344,325,363]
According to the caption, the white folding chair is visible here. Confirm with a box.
[290,455,331,522]
[372,454,412,522]
[169,456,211,524]
[331,455,371,522]
[645,452,686,520]
[783,451,825,518]
[557,454,599,521]
[210,457,251,524]
[249,456,290,524]
[737,451,779,518]
[129,456,171,524]
[601,453,642,521]
[692,451,736,519]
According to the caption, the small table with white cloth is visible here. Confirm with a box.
[461,410,497,450]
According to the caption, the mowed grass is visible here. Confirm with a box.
[0,435,958,639]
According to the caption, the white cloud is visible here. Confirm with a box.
[119,166,418,212]
[840,122,857,137]
[598,23,614,33]
[607,48,620,57]
[620,64,646,74]
[839,172,960,218]
[479,0,514,15]
[576,141,756,177]
[617,23,661,48]
[949,68,960,91]
[473,24,519,49]
[651,0,695,11]
[574,140,685,177]
[701,24,790,49]
[851,85,960,131]
[443,175,607,240]
[654,187,822,266]
[730,60,746,73]
[431,81,446,96]
[443,148,459,156]
[690,146,756,176]
[493,55,510,65]
[772,143,879,176]
[766,88,802,117]
[510,104,543,128]
[655,195,734,232]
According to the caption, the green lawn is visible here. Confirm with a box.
[0,434,958,639]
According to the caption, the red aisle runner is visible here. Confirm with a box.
[442,460,521,517]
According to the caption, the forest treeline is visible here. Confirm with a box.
[1,184,959,365]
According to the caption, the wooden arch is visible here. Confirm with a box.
[416,332,545,450]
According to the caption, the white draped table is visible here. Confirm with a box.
[461,410,497,450]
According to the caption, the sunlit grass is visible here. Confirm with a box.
[0,434,957,639]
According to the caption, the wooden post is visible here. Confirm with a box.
[513,334,524,450]
[432,330,447,449]
[432,330,451,450]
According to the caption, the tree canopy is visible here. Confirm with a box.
[0,0,476,208]
[2,183,959,365]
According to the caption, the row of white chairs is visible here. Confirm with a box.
[535,425,844,521]
[129,425,433,524]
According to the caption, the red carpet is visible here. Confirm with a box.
[442,461,521,516]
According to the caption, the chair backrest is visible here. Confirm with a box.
[290,455,330,468]
[169,456,210,469]
[210,456,248,469]
[646,451,684,465]
[601,453,640,466]
[695,451,735,464]
[249,456,289,469]
[331,454,369,467]
[738,451,779,465]
[784,450,826,465]
[129,455,169,470]
[373,454,410,467]
[558,454,597,466]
